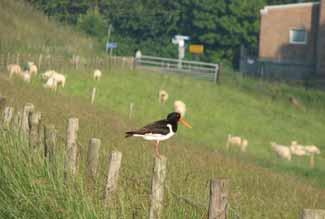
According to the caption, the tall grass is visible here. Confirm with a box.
[0,0,102,56]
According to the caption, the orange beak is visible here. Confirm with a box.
[179,117,192,128]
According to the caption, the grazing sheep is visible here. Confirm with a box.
[22,71,31,83]
[42,70,57,81]
[270,142,291,161]
[41,70,65,87]
[27,62,38,76]
[43,77,57,91]
[159,90,169,104]
[174,100,186,117]
[51,72,66,87]
[304,145,320,155]
[93,69,102,80]
[226,134,248,152]
[7,64,22,78]
[290,141,307,156]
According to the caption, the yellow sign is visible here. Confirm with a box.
[189,44,204,54]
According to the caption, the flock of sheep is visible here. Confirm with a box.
[160,90,321,168]
[6,64,322,167]
[227,134,321,167]
[6,62,102,91]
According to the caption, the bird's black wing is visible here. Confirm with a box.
[125,119,170,137]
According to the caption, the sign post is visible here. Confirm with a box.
[172,35,190,69]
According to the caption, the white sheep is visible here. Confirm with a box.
[52,73,66,87]
[43,77,57,91]
[93,69,102,80]
[41,70,66,87]
[304,145,320,155]
[270,142,291,161]
[22,71,31,83]
[226,134,248,152]
[290,141,307,156]
[159,90,169,104]
[27,62,38,76]
[174,100,186,117]
[41,70,57,81]
[7,64,22,78]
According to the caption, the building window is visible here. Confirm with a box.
[289,28,307,45]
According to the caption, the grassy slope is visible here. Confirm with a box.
[1,0,325,218]
[0,0,102,56]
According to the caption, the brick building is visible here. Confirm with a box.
[258,1,325,77]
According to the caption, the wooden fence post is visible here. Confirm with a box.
[86,138,101,181]
[149,156,167,219]
[44,124,56,164]
[13,111,22,133]
[29,111,41,147]
[129,102,134,119]
[2,106,14,129]
[64,118,79,181]
[38,54,43,70]
[16,53,20,65]
[208,178,229,219]
[104,151,122,206]
[302,209,325,219]
[309,155,315,169]
[91,87,96,104]
[22,103,34,139]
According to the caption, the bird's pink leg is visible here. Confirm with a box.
[155,141,161,159]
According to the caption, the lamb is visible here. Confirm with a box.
[226,134,248,152]
[93,69,102,80]
[290,141,307,156]
[27,62,38,76]
[7,64,22,78]
[270,142,291,161]
[304,145,320,155]
[41,70,66,87]
[22,71,31,83]
[174,100,186,117]
[159,90,169,104]
[43,77,57,91]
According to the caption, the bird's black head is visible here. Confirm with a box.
[166,112,181,123]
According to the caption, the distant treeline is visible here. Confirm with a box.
[26,0,316,65]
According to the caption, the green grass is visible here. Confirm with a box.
[2,67,325,218]
[60,67,325,185]
[0,0,102,57]
[1,0,325,218]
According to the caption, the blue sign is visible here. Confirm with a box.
[106,42,118,49]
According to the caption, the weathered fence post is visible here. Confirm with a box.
[38,54,43,70]
[2,106,14,129]
[21,103,34,139]
[149,156,167,219]
[91,87,96,104]
[44,124,56,164]
[208,178,229,219]
[64,118,79,181]
[309,155,315,169]
[302,209,325,219]
[86,138,101,181]
[13,111,22,133]
[29,111,41,147]
[129,102,134,119]
[16,53,20,65]
[104,151,122,205]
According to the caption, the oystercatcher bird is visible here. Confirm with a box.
[125,112,192,158]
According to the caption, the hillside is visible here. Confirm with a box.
[1,1,325,219]
[0,0,102,57]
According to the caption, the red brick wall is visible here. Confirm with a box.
[317,0,325,75]
[259,3,319,64]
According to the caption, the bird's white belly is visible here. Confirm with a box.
[141,132,175,141]
[133,124,175,141]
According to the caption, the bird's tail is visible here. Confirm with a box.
[125,131,135,138]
